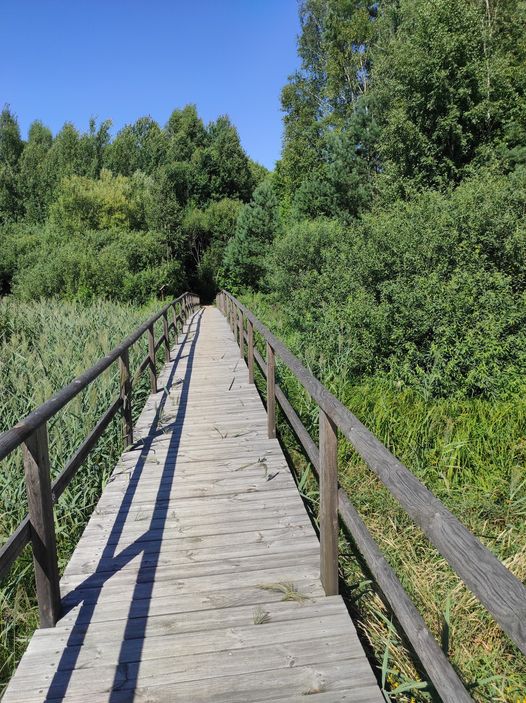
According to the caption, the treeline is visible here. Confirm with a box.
[2,0,526,401]
[223,0,526,400]
[0,105,266,302]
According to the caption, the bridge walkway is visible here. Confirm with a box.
[3,305,382,703]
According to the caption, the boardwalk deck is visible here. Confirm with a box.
[3,306,382,703]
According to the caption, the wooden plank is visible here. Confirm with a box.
[147,323,157,393]
[319,408,339,596]
[23,423,61,628]
[119,349,133,446]
[267,341,276,439]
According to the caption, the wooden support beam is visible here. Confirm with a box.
[23,423,61,627]
[238,310,244,359]
[319,409,339,596]
[247,320,254,384]
[266,342,276,439]
[119,349,133,447]
[147,324,157,393]
[162,311,170,362]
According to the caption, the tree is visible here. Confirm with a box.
[18,121,53,222]
[372,0,526,189]
[0,106,24,223]
[165,105,207,162]
[197,116,254,201]
[221,179,280,291]
[48,169,145,233]
[105,116,166,176]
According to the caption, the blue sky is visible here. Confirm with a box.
[1,1,300,169]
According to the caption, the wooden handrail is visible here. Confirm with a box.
[217,289,526,703]
[0,292,200,623]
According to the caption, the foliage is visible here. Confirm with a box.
[0,104,257,300]
[221,179,280,292]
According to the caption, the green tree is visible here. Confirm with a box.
[0,106,24,223]
[18,121,53,222]
[373,0,526,189]
[221,179,280,291]
[105,116,166,176]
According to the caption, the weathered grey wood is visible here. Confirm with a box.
[52,397,122,501]
[147,323,157,393]
[319,409,339,596]
[247,319,254,383]
[0,517,31,582]
[220,291,526,657]
[162,311,170,362]
[119,349,133,446]
[23,423,61,628]
[267,341,276,439]
[238,309,244,359]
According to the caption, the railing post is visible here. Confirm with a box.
[172,303,179,341]
[23,422,61,627]
[147,323,157,393]
[319,408,339,596]
[266,342,276,439]
[162,311,170,362]
[238,310,244,358]
[119,349,133,446]
[247,320,254,384]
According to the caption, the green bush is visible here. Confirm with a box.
[266,167,526,399]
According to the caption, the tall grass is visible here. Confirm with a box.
[242,292,526,703]
[0,297,164,694]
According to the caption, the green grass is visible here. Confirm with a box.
[0,296,166,694]
[241,292,526,703]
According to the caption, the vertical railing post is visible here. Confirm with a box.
[23,423,61,627]
[247,320,254,384]
[238,310,244,358]
[319,408,339,595]
[172,303,179,342]
[162,311,170,362]
[119,348,133,446]
[266,342,276,439]
[147,323,157,393]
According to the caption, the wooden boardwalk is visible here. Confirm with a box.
[3,306,382,703]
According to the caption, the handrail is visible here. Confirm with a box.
[217,289,526,703]
[0,293,195,461]
[0,292,200,624]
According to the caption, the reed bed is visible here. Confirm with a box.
[0,296,165,693]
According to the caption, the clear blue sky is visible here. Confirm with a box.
[0,1,300,169]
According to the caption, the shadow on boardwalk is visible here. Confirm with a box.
[44,309,203,701]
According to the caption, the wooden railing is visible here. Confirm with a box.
[0,292,200,628]
[217,290,526,703]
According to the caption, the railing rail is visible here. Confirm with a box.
[0,292,200,625]
[217,289,526,703]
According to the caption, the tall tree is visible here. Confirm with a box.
[221,179,280,291]
[18,120,53,222]
[0,106,24,223]
[372,0,526,189]
[105,116,167,176]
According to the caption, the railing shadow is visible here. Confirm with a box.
[42,308,203,701]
